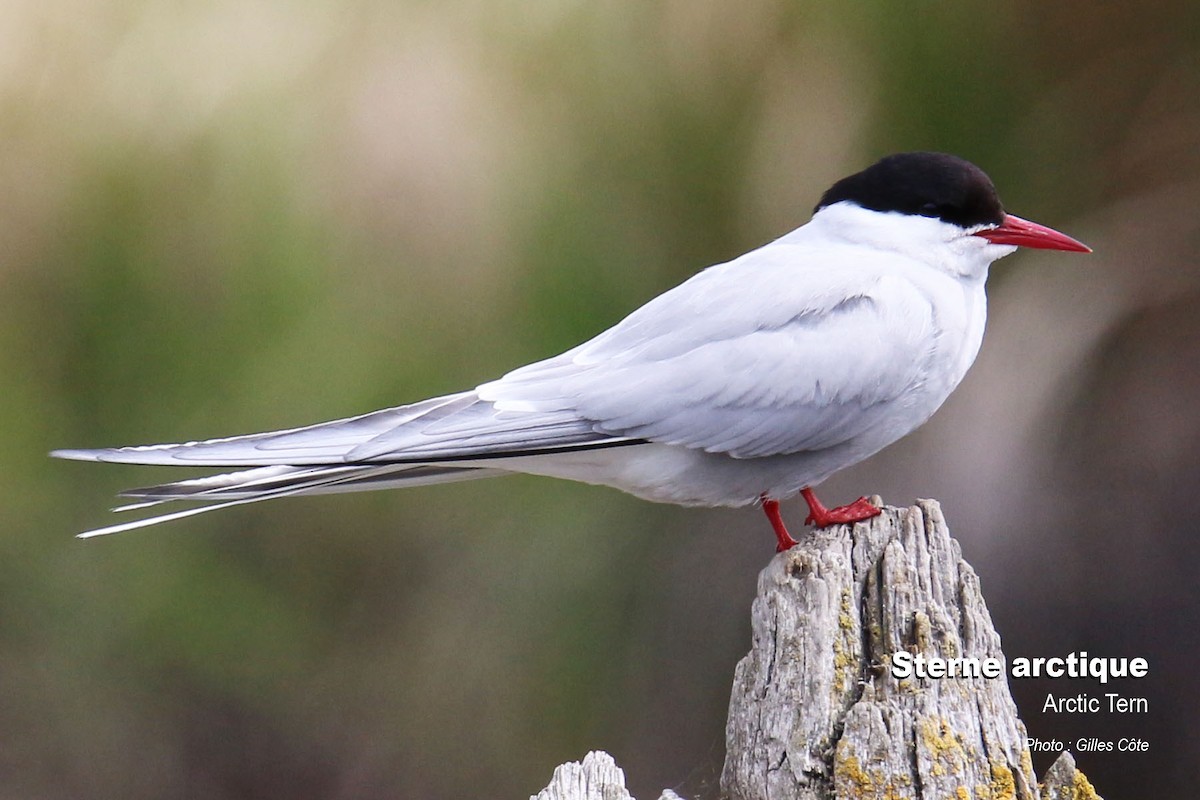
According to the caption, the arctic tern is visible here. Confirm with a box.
[54,152,1089,547]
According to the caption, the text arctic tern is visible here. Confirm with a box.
[54,152,1090,547]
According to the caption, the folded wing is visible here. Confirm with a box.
[480,249,941,459]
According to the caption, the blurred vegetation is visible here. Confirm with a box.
[3,0,1198,797]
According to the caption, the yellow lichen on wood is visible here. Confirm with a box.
[832,751,912,800]
[1018,747,1033,783]
[839,589,855,632]
[834,753,874,795]
[919,716,973,778]
[832,589,858,695]
[1061,769,1103,800]
[912,611,932,650]
[988,761,1016,800]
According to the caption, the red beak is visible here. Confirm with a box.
[974,214,1091,253]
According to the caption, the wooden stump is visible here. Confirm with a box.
[535,500,1105,800]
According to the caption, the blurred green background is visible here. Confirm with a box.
[4,1,1199,797]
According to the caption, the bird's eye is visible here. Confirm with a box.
[919,202,940,216]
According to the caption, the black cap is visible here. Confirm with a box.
[815,152,1005,229]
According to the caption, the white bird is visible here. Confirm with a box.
[53,152,1089,547]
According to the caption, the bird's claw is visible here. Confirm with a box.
[804,496,881,528]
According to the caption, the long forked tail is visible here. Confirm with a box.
[53,388,637,537]
[75,462,504,539]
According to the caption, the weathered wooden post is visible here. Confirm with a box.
[533,501,1103,800]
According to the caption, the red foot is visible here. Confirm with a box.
[760,496,798,552]
[800,487,881,528]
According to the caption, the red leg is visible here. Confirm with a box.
[800,487,881,528]
[761,495,799,552]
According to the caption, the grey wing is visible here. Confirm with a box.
[53,391,639,467]
[478,264,942,459]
